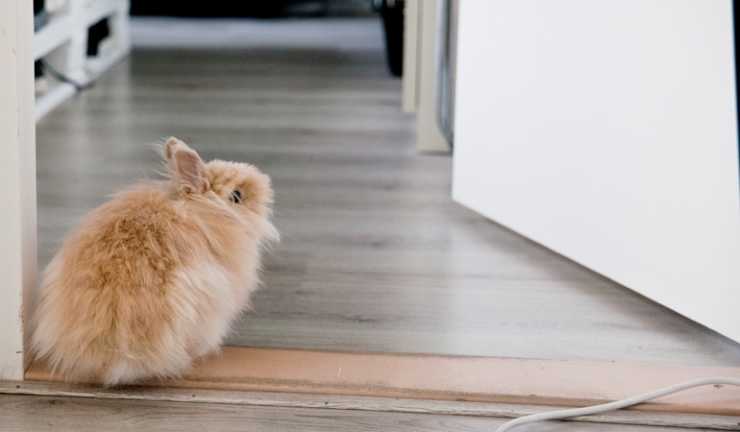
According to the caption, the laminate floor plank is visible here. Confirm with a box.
[6,380,740,430]
[35,17,740,368]
[0,393,714,432]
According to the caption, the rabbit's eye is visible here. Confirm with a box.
[229,190,242,204]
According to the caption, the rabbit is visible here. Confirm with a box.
[31,137,279,386]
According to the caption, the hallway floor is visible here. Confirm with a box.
[34,16,740,366]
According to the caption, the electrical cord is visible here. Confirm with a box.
[38,60,88,92]
[495,376,740,432]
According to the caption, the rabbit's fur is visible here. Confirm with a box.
[31,138,278,386]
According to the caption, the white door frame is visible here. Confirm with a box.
[0,0,38,380]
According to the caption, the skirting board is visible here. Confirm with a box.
[25,346,740,416]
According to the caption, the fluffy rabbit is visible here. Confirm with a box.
[31,138,278,386]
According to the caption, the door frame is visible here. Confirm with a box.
[0,0,37,380]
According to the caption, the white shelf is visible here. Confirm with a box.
[34,13,76,61]
[34,43,130,122]
[34,0,131,121]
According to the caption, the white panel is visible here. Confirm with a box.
[417,0,451,153]
[402,0,420,113]
[453,0,740,342]
[0,0,37,379]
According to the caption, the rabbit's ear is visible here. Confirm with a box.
[161,137,208,194]
[163,137,190,162]
[173,147,208,194]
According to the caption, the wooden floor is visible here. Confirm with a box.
[35,17,740,366]
[0,393,718,432]
[4,380,740,431]
[20,16,740,432]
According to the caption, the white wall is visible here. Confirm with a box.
[0,0,37,379]
[453,0,740,342]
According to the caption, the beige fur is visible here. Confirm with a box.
[31,138,279,386]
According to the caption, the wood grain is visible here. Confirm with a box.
[4,380,740,430]
[4,392,718,432]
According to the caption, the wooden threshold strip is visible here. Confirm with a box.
[25,346,740,416]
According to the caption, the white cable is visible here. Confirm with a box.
[495,377,740,432]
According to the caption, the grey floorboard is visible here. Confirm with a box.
[1,393,710,432]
